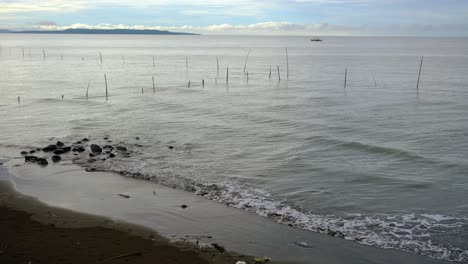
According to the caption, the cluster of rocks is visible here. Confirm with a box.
[21,137,132,167]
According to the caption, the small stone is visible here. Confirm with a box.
[103,145,113,150]
[116,146,127,152]
[104,137,109,140]
[42,145,58,152]
[20,151,28,155]
[181,204,188,209]
[82,138,89,142]
[37,158,48,166]
[52,155,61,162]
[168,146,174,149]
[75,141,82,144]
[136,137,140,140]
[102,158,106,161]
[25,156,38,162]
[54,149,66,155]
[109,153,115,158]
[89,153,95,157]
[86,168,96,172]
[72,146,85,152]
[56,141,65,147]
[29,150,36,154]
[90,144,102,153]
[61,146,72,153]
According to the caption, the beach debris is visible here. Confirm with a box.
[20,151,28,155]
[90,144,103,153]
[181,204,188,209]
[51,155,61,162]
[118,194,131,199]
[211,243,225,253]
[254,257,271,263]
[107,252,142,260]
[294,241,314,248]
[56,141,65,147]
[42,144,58,152]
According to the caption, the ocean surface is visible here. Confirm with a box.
[0,34,467,262]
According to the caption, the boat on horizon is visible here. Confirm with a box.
[310,37,322,42]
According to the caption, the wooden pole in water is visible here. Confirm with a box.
[216,57,219,76]
[104,74,108,101]
[142,88,144,94]
[18,96,20,104]
[286,48,289,80]
[22,48,24,59]
[226,65,229,84]
[42,49,46,61]
[185,57,188,70]
[416,56,424,91]
[344,68,347,89]
[152,76,155,93]
[247,72,249,83]
[100,52,103,65]
[243,50,252,74]
[277,66,281,81]
[202,79,205,88]
[269,66,272,80]
[188,80,191,88]
[122,56,125,65]
[86,80,91,100]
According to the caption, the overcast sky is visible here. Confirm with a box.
[1,0,467,36]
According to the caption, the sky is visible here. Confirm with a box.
[0,0,467,36]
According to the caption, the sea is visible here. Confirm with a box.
[0,34,467,262]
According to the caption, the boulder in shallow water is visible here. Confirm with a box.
[37,158,48,166]
[61,146,71,153]
[52,155,61,162]
[56,141,64,147]
[90,144,102,153]
[42,145,57,152]
[82,138,89,142]
[109,153,115,158]
[54,149,66,155]
[20,151,28,155]
[29,150,36,154]
[25,156,38,162]
[116,146,127,152]
[72,146,85,152]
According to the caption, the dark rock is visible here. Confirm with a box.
[37,158,48,166]
[107,140,112,143]
[36,148,41,151]
[29,150,36,154]
[102,158,106,161]
[72,146,85,152]
[54,149,66,155]
[116,146,127,152]
[25,156,38,162]
[87,159,96,163]
[105,151,110,154]
[109,153,115,158]
[211,243,225,253]
[104,137,109,140]
[56,141,65,147]
[52,155,61,162]
[118,194,131,199]
[61,146,72,153]
[90,144,102,153]
[20,151,28,155]
[82,138,89,142]
[42,145,57,152]
[136,137,140,140]
[75,141,82,144]
[168,146,174,149]
[103,145,113,150]
[181,204,188,209]
[89,153,95,157]
[86,168,96,172]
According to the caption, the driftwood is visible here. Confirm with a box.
[107,251,142,260]
[117,194,131,199]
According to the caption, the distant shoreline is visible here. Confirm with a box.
[0,28,199,35]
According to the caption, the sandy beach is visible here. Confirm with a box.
[0,180,255,264]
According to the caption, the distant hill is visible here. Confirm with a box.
[0,28,198,35]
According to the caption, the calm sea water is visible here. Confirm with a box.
[1,34,468,262]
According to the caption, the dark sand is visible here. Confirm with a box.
[0,181,255,264]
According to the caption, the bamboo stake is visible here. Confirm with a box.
[202,79,205,88]
[416,56,424,90]
[269,66,272,79]
[216,57,219,75]
[100,52,103,65]
[18,96,20,104]
[152,76,155,93]
[243,50,252,74]
[286,48,289,80]
[226,65,229,84]
[188,80,191,88]
[247,72,249,83]
[86,80,91,100]
[104,74,108,101]
[142,88,144,94]
[344,68,347,89]
[277,66,281,81]
[185,57,188,70]
[42,49,46,61]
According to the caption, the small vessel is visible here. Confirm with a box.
[310,37,322,42]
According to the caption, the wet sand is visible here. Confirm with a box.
[0,180,254,264]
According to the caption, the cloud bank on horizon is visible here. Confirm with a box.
[0,0,467,36]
